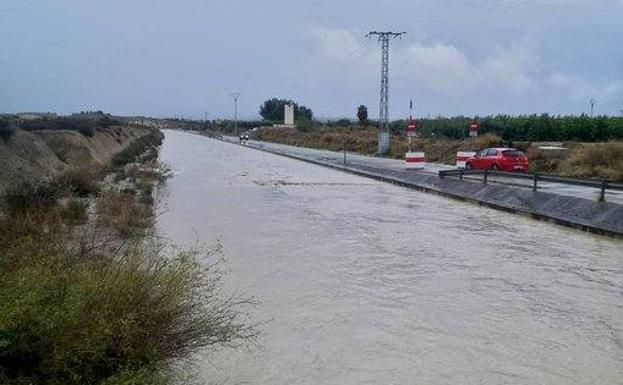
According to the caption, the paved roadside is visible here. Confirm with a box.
[228,137,623,205]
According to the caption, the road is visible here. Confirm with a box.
[228,137,623,205]
[158,130,623,385]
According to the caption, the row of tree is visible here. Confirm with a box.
[199,97,623,143]
[16,115,122,137]
[324,105,623,142]
[387,114,623,142]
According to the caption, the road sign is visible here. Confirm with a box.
[469,121,479,137]
[406,119,417,137]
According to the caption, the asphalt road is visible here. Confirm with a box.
[224,136,623,205]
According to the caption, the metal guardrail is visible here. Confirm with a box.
[438,169,623,202]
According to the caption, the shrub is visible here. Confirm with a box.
[562,142,623,181]
[525,146,568,174]
[98,116,122,128]
[2,182,57,217]
[96,190,153,238]
[0,242,254,385]
[296,118,316,133]
[57,198,89,225]
[16,115,121,137]
[328,119,351,127]
[52,167,101,197]
[77,125,96,137]
[0,117,14,142]
[110,130,164,170]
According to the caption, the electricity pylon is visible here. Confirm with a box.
[367,31,406,155]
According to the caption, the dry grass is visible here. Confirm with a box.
[57,197,89,225]
[255,127,503,163]
[52,167,101,197]
[0,217,255,385]
[523,142,623,181]
[96,189,153,238]
[525,146,568,174]
[561,142,623,181]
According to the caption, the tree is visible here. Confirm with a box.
[259,98,313,121]
[357,105,368,125]
[297,105,313,121]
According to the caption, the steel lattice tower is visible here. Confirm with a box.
[367,31,405,155]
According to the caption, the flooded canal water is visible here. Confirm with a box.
[157,130,623,385]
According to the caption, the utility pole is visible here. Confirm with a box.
[367,31,406,155]
[407,98,414,152]
[230,92,241,136]
[589,97,596,118]
[204,111,208,132]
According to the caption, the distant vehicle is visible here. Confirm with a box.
[239,133,249,143]
[465,148,528,172]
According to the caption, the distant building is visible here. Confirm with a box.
[273,104,295,128]
[284,104,294,126]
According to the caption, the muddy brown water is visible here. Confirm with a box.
[157,130,623,385]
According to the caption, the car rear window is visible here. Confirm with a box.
[502,150,525,157]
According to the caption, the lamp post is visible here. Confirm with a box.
[230,92,241,137]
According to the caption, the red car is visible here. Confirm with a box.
[465,147,528,172]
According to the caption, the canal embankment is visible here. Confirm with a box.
[0,127,253,385]
[0,126,151,189]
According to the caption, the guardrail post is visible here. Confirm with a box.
[600,181,608,202]
[459,170,463,181]
[483,169,488,184]
[533,174,538,192]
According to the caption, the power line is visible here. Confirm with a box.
[367,31,406,155]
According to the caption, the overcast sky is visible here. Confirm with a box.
[1,0,622,119]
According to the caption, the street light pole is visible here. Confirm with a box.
[230,92,241,137]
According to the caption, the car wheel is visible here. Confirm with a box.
[465,163,472,170]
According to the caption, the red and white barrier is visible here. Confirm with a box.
[456,151,476,169]
[405,151,426,169]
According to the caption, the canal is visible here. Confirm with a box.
[157,130,622,385]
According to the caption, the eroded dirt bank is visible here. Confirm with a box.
[0,126,151,188]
